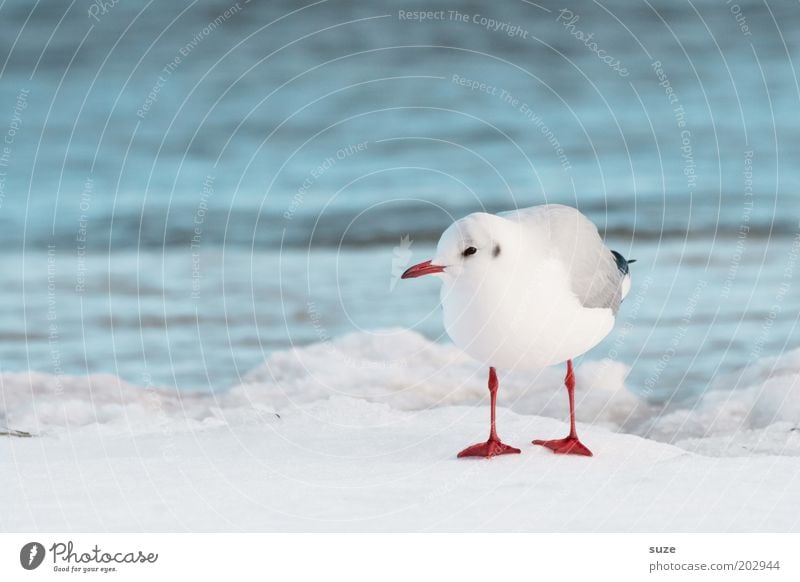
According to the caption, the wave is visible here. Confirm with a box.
[3,199,797,251]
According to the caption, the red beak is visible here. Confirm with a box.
[401,260,445,279]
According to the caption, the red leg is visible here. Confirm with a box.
[532,360,593,456]
[458,367,521,459]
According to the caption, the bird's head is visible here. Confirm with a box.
[401,212,514,283]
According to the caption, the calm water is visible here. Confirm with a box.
[0,0,799,398]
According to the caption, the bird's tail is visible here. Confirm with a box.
[611,251,635,301]
[610,250,635,275]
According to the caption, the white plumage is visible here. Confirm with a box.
[402,204,632,458]
[435,204,628,370]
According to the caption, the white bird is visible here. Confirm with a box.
[402,204,633,458]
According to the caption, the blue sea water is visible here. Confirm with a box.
[0,0,799,400]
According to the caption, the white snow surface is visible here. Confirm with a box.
[2,330,800,531]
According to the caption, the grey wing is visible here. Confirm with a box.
[503,204,627,313]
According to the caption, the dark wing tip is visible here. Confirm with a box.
[610,250,633,275]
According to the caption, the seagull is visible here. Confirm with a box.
[402,204,633,458]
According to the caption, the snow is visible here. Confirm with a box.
[2,330,800,531]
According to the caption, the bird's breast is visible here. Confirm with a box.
[440,257,614,369]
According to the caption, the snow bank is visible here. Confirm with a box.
[0,371,275,436]
[232,329,641,430]
[3,396,799,531]
[4,330,800,531]
[641,349,800,455]
[2,329,800,456]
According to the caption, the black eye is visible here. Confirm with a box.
[463,246,477,257]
